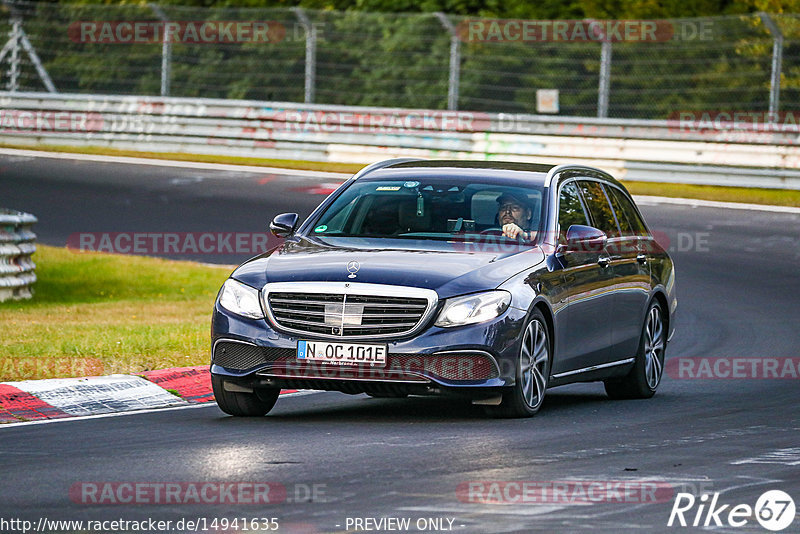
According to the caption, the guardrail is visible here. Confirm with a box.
[1,91,800,189]
[0,209,37,302]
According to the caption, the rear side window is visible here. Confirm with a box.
[608,187,649,236]
[558,182,590,235]
[605,185,634,237]
[578,180,620,237]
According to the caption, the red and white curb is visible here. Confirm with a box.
[0,366,296,424]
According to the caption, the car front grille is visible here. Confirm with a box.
[213,341,294,370]
[266,291,431,338]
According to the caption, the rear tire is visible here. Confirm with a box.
[485,309,551,418]
[211,375,280,417]
[604,300,666,400]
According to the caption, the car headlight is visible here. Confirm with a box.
[218,279,264,319]
[434,290,511,328]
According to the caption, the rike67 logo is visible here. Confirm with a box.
[668,490,795,531]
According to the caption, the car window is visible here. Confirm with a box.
[471,190,505,226]
[608,187,649,236]
[605,185,634,237]
[557,182,590,237]
[471,189,541,227]
[319,194,359,233]
[578,180,620,237]
[311,178,544,243]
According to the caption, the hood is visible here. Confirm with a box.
[231,236,545,299]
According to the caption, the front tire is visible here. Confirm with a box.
[604,300,666,400]
[211,375,280,417]
[486,309,551,418]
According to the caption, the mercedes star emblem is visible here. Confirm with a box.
[346,260,360,279]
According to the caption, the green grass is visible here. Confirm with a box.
[623,181,800,208]
[0,142,365,174]
[3,142,798,206]
[0,245,232,381]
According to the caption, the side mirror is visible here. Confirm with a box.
[269,213,299,238]
[558,224,607,254]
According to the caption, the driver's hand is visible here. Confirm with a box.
[502,223,526,240]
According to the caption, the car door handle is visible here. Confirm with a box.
[598,256,611,268]
[636,253,647,264]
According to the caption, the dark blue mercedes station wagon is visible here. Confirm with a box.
[211,159,677,418]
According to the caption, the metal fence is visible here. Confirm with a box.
[3,91,800,189]
[0,208,36,302]
[0,1,798,120]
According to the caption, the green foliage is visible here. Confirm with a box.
[30,0,800,17]
[4,2,799,118]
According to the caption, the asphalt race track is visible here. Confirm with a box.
[1,152,799,533]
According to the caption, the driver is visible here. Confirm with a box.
[496,192,534,241]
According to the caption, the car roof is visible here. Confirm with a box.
[363,160,553,185]
[386,160,556,173]
[352,159,627,193]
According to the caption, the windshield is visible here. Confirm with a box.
[309,177,544,244]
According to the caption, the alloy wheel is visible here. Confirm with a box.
[644,305,665,389]
[520,318,549,409]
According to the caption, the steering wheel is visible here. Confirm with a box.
[480,227,505,236]
[481,227,533,242]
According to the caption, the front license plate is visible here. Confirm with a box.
[297,340,387,366]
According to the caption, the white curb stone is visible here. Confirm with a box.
[4,375,187,416]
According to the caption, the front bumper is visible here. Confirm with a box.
[211,301,528,394]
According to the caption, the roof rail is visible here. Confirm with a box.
[351,158,424,180]
[544,163,609,187]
